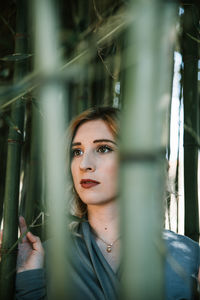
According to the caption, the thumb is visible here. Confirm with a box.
[26,232,44,255]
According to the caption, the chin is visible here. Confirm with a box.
[80,195,116,206]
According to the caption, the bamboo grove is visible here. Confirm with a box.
[0,0,199,299]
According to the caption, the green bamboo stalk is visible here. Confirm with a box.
[70,0,91,115]
[0,0,28,298]
[23,99,43,237]
[120,1,177,299]
[18,102,31,219]
[182,4,199,241]
[33,0,70,298]
[0,124,8,225]
[0,102,24,300]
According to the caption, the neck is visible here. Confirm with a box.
[87,200,119,242]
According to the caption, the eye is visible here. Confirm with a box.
[71,148,83,157]
[97,145,113,153]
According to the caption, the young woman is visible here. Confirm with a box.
[15,107,199,299]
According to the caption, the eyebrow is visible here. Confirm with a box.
[93,139,117,145]
[71,139,117,147]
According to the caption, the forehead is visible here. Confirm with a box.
[73,120,114,142]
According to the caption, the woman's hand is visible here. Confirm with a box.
[17,216,45,273]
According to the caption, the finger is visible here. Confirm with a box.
[198,267,200,284]
[26,232,44,255]
[19,216,28,242]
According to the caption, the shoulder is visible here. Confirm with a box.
[163,230,199,282]
[163,229,199,259]
[163,230,199,299]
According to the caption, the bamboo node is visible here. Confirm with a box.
[7,139,23,145]
[14,33,28,39]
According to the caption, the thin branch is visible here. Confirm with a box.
[97,49,116,79]
[92,0,103,22]
[0,212,45,258]
[0,15,15,36]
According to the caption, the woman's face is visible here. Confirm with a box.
[71,119,118,206]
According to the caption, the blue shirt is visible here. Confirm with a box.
[16,224,200,299]
[164,230,199,299]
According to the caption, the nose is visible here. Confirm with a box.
[79,152,96,172]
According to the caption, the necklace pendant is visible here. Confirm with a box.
[107,245,112,253]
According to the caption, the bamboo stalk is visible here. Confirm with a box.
[24,99,43,236]
[0,1,28,298]
[0,124,8,225]
[0,102,24,300]
[175,80,183,233]
[33,0,70,298]
[182,4,199,241]
[120,1,177,299]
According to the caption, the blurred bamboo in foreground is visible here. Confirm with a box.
[33,0,70,298]
[120,0,177,299]
[0,0,28,298]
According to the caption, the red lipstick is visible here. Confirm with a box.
[80,179,100,189]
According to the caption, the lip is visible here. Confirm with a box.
[80,179,100,189]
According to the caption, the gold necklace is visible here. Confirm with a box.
[95,234,120,253]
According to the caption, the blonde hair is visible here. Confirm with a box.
[66,106,120,220]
